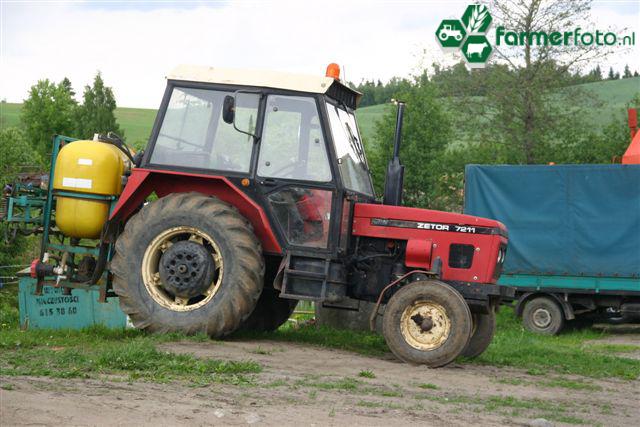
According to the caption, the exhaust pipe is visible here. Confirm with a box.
[383,101,405,206]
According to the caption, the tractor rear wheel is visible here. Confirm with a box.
[382,279,472,367]
[239,287,298,332]
[111,192,264,337]
[460,310,496,358]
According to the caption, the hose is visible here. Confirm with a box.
[98,132,135,163]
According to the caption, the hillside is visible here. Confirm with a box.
[0,102,386,148]
[1,77,638,149]
[574,77,640,125]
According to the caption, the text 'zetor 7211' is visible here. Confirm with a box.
[26,64,510,367]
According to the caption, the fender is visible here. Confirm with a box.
[109,168,281,254]
[515,292,575,320]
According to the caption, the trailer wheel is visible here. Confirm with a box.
[382,280,472,367]
[239,287,298,332]
[522,297,565,335]
[460,310,496,358]
[111,192,264,337]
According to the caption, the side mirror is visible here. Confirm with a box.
[222,95,235,124]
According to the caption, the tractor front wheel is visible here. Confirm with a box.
[460,310,496,358]
[382,280,472,367]
[111,192,264,337]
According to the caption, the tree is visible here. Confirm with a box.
[369,79,452,208]
[0,127,39,186]
[585,65,602,82]
[454,0,614,164]
[0,127,41,270]
[608,67,616,80]
[74,72,123,139]
[352,76,413,108]
[623,65,632,79]
[635,71,639,77]
[20,79,77,156]
[60,77,75,97]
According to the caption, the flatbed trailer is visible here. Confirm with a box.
[464,164,640,334]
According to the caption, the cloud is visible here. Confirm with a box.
[1,1,638,108]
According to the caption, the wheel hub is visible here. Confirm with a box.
[158,240,215,299]
[532,307,552,328]
[401,301,451,351]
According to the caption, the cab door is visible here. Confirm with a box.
[254,94,338,253]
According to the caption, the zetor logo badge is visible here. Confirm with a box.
[436,4,493,68]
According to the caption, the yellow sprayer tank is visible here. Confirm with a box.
[53,140,130,239]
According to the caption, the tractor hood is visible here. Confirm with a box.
[352,203,508,237]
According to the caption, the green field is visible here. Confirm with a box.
[1,77,638,150]
[0,102,383,148]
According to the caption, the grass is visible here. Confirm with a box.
[2,339,260,384]
[358,369,376,379]
[469,308,640,380]
[0,103,155,148]
[298,377,362,391]
[413,392,587,425]
[234,323,389,357]
[588,343,640,354]
[293,375,405,399]
[0,324,261,385]
[0,283,260,385]
[417,382,439,390]
[356,103,388,144]
[248,346,273,355]
[537,378,602,392]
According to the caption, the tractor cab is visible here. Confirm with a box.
[141,64,375,259]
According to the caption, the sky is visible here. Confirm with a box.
[1,0,639,109]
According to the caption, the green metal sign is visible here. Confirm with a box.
[18,277,128,330]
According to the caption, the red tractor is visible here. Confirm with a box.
[28,64,509,367]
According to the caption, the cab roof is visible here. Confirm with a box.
[167,64,361,108]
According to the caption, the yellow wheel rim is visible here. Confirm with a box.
[141,226,223,312]
[400,301,451,351]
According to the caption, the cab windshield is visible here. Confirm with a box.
[325,101,374,196]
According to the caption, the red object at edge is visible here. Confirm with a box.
[623,108,640,164]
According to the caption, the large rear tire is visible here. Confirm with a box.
[382,280,472,367]
[460,310,496,358]
[111,192,264,337]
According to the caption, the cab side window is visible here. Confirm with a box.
[150,87,257,173]
[257,95,332,182]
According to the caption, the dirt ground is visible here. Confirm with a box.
[2,334,639,426]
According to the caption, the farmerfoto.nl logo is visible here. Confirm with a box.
[437,4,636,69]
[496,27,636,47]
[436,4,493,68]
